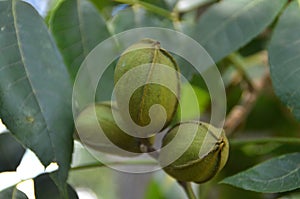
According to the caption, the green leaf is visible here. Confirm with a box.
[140,0,169,10]
[0,186,28,199]
[231,137,300,157]
[0,132,26,172]
[89,0,118,19]
[193,0,286,62]
[110,7,135,34]
[268,1,300,121]
[221,153,300,193]
[110,6,172,34]
[89,0,117,11]
[0,0,73,196]
[44,0,65,25]
[50,0,110,80]
[34,173,78,199]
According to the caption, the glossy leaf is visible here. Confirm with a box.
[34,173,78,199]
[0,186,28,199]
[50,0,110,80]
[268,1,300,121]
[0,132,25,172]
[221,153,300,193]
[193,0,286,62]
[0,0,73,195]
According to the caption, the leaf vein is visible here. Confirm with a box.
[12,0,55,160]
[0,60,22,72]
[201,0,265,45]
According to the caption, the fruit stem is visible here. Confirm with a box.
[139,138,160,159]
[138,139,198,199]
[138,139,199,199]
[178,181,197,199]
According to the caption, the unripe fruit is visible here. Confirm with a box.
[159,121,229,183]
[75,102,142,156]
[114,39,180,136]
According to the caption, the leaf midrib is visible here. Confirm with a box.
[246,160,300,190]
[12,0,55,160]
[76,0,89,57]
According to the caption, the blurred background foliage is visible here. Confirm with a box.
[0,0,300,198]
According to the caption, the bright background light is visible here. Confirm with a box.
[0,119,58,198]
[0,119,97,199]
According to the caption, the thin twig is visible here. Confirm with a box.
[224,52,270,136]
[70,160,157,171]
[224,72,269,136]
[230,137,300,147]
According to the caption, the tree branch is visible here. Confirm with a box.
[224,71,269,136]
